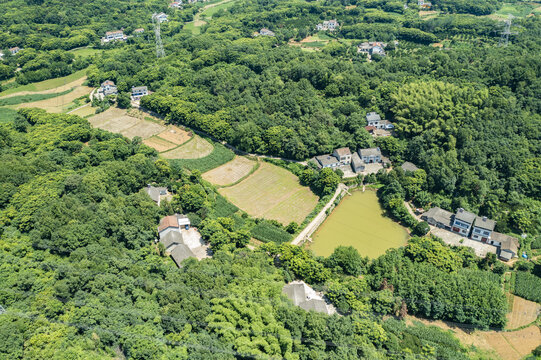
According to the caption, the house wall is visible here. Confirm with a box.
[451,219,471,236]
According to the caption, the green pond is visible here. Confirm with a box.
[310,190,408,258]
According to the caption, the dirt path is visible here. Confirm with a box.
[291,184,347,245]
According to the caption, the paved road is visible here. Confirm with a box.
[291,184,347,246]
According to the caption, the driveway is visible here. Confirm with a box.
[430,227,497,257]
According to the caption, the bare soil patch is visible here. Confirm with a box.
[161,135,213,159]
[219,162,318,225]
[156,126,192,145]
[483,326,541,360]
[88,107,166,139]
[202,156,257,186]
[143,136,177,152]
[506,295,541,329]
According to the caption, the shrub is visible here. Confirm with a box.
[251,221,292,244]
[514,271,541,303]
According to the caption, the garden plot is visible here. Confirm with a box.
[88,107,165,140]
[17,84,93,113]
[161,135,213,159]
[482,326,541,360]
[156,126,192,145]
[143,136,177,152]
[218,162,318,225]
[202,156,257,186]
[506,295,540,329]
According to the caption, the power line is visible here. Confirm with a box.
[152,13,166,58]
[499,15,518,47]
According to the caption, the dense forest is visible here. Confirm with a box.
[1,0,540,358]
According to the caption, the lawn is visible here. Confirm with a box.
[219,162,318,225]
[69,47,102,58]
[202,156,258,186]
[0,69,88,97]
[161,135,213,159]
[201,0,237,17]
[183,22,202,35]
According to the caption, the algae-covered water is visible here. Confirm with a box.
[310,190,408,258]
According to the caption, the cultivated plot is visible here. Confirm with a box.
[506,295,541,329]
[157,126,192,145]
[88,107,165,140]
[143,136,177,152]
[483,326,541,360]
[202,156,257,186]
[161,135,213,159]
[218,162,318,225]
[17,85,93,113]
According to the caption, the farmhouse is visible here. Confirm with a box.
[333,147,352,165]
[134,28,145,34]
[103,30,126,43]
[315,154,341,168]
[144,184,168,206]
[158,214,206,267]
[100,80,118,96]
[155,12,169,22]
[259,28,275,36]
[418,0,432,9]
[491,232,520,261]
[9,47,20,55]
[359,147,382,164]
[400,161,420,172]
[131,86,148,100]
[316,20,339,31]
[451,208,476,236]
[421,207,452,229]
[471,216,496,242]
[357,42,387,56]
[170,1,182,8]
[282,281,335,315]
[351,152,365,173]
[366,112,394,130]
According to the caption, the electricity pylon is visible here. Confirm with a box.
[152,13,165,58]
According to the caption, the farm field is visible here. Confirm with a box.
[16,85,92,113]
[161,135,213,159]
[156,125,192,145]
[506,295,541,329]
[0,69,88,97]
[88,107,165,140]
[143,136,177,152]
[69,104,96,117]
[202,156,258,186]
[218,162,318,225]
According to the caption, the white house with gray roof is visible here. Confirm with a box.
[451,208,476,236]
[282,281,335,315]
[471,216,496,242]
[421,207,453,229]
[359,147,382,164]
[366,112,394,130]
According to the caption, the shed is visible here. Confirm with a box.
[401,162,419,172]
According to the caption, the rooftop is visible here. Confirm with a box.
[145,185,167,203]
[491,232,519,254]
[132,86,148,92]
[351,152,363,167]
[473,216,496,231]
[359,147,381,157]
[282,281,334,315]
[455,208,476,224]
[366,112,381,122]
[315,155,340,167]
[334,147,351,156]
[401,161,419,172]
[170,244,196,267]
[160,230,183,249]
[422,207,453,226]
[158,215,179,232]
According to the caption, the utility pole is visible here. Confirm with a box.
[499,15,517,47]
[0,305,5,315]
[152,13,165,58]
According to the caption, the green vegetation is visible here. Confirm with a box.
[0,88,73,106]
[168,141,234,173]
[514,271,541,303]
[0,69,87,97]
[251,220,292,244]
[0,107,18,123]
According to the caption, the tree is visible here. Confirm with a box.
[325,246,367,276]
[117,92,132,108]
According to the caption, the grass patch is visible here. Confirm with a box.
[211,193,239,218]
[513,271,541,303]
[183,22,201,35]
[495,2,535,17]
[168,141,235,173]
[251,221,292,244]
[69,47,101,58]
[0,89,73,106]
[0,107,19,123]
[0,69,87,97]
[201,0,237,17]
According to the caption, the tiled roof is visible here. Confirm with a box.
[455,208,476,224]
[158,215,179,232]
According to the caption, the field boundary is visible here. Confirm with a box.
[159,134,197,154]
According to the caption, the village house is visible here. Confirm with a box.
[471,216,496,242]
[400,161,420,172]
[131,86,148,100]
[366,112,394,130]
[490,232,520,261]
[170,0,183,8]
[157,214,207,267]
[359,147,382,164]
[421,207,453,230]
[134,28,145,35]
[418,0,432,9]
[102,30,127,43]
[451,208,476,237]
[357,42,387,56]
[351,152,365,173]
[315,154,341,168]
[99,80,118,96]
[155,12,169,23]
[316,20,339,31]
[282,281,335,315]
[333,147,352,165]
[9,47,21,55]
[259,28,275,36]
[144,184,168,206]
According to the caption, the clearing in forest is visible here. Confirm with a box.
[202,156,258,186]
[506,295,541,329]
[88,107,165,139]
[160,135,213,159]
[218,162,318,225]
[0,69,88,97]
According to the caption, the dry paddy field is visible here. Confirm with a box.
[202,156,258,186]
[218,162,318,225]
[506,295,541,329]
[17,84,93,113]
[161,135,213,159]
[69,104,96,117]
[89,107,165,140]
